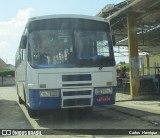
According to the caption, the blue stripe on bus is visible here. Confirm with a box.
[28,87,116,110]
[29,89,61,110]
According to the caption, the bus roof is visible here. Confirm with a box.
[28,14,109,23]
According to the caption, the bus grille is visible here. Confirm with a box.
[63,90,91,96]
[62,74,91,82]
[61,89,93,108]
[62,83,92,87]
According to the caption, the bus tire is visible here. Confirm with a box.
[81,107,93,113]
[27,106,37,118]
[23,86,37,118]
[18,96,24,104]
[17,86,24,104]
[85,107,93,113]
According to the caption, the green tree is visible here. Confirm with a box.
[116,62,129,71]
[0,67,15,77]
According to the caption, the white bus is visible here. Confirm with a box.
[15,14,117,118]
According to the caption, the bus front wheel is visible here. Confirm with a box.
[27,106,37,118]
[18,96,24,104]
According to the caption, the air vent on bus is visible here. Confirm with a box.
[61,88,93,108]
[62,74,91,82]
[63,90,92,96]
[62,83,92,87]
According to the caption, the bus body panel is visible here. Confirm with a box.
[15,60,26,101]
[38,71,113,88]
[28,87,116,110]
[25,63,116,110]
[15,15,117,113]
[29,89,61,109]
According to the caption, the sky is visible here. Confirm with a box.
[0,0,125,65]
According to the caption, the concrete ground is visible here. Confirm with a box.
[115,92,160,125]
[0,86,160,138]
[0,100,32,129]
[116,92,160,114]
[0,86,32,129]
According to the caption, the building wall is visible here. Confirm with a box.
[142,55,160,75]
[0,58,6,68]
[0,76,15,86]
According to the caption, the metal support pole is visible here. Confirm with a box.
[127,12,140,98]
[145,55,150,75]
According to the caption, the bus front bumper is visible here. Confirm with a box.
[28,87,116,110]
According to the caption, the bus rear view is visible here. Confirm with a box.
[15,15,117,118]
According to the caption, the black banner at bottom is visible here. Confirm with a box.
[0,129,160,135]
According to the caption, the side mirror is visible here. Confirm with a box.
[20,35,27,49]
[112,35,116,46]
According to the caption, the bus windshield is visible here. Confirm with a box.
[28,18,115,68]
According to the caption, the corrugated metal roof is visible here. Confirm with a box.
[96,0,160,55]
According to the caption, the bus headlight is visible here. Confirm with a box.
[39,90,59,97]
[95,88,112,95]
[40,91,50,97]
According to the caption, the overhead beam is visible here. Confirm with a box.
[107,0,157,21]
[144,55,150,75]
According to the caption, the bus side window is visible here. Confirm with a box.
[21,49,23,61]
[19,49,21,63]
[19,49,25,62]
[15,49,21,67]
[23,50,25,60]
